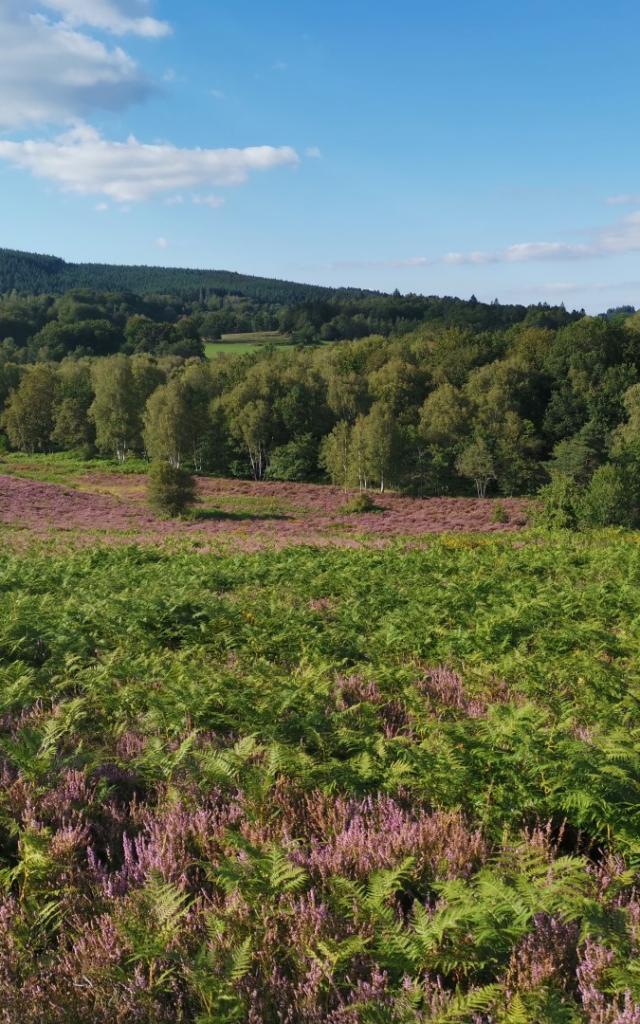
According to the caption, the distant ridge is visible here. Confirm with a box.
[0,247,376,304]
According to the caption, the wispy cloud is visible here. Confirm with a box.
[305,146,322,159]
[444,209,640,266]
[39,0,171,38]
[605,194,640,206]
[332,256,431,270]
[192,194,225,208]
[0,123,300,202]
[444,241,596,265]
[155,236,168,249]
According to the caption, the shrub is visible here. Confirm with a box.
[148,460,196,517]
[533,475,581,529]
[536,461,640,530]
[339,492,382,514]
[578,463,633,527]
[490,501,509,524]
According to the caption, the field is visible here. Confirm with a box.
[205,332,292,358]
[0,455,528,551]
[2,462,640,1022]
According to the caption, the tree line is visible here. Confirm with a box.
[0,249,587,362]
[3,310,640,515]
[0,285,580,361]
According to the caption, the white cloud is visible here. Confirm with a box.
[305,146,322,159]
[444,241,596,265]
[597,210,640,254]
[444,211,640,267]
[192,194,225,208]
[210,89,225,100]
[606,194,640,206]
[95,201,108,211]
[392,256,430,267]
[0,6,151,129]
[155,236,168,249]
[39,0,171,38]
[0,123,300,202]
[163,194,184,205]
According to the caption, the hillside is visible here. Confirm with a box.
[0,247,371,304]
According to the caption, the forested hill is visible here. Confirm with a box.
[0,247,370,304]
[0,248,581,331]
[0,246,594,362]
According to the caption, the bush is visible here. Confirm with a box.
[148,460,196,517]
[578,463,634,527]
[339,492,382,515]
[533,475,581,529]
[535,461,640,530]
[490,501,509,524]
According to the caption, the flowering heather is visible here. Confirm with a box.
[1,532,640,1020]
[0,471,529,551]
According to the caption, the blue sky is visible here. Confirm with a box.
[1,0,639,311]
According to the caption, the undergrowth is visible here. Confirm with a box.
[1,534,640,1021]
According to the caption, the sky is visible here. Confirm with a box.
[0,0,640,312]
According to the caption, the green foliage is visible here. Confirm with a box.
[0,262,639,498]
[456,437,496,496]
[491,501,509,523]
[266,434,319,481]
[147,460,196,516]
[536,461,640,530]
[339,492,382,514]
[3,535,640,1016]
[579,463,633,527]
[534,476,581,529]
[1,364,57,453]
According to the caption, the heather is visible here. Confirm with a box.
[1,535,640,1021]
[0,465,528,549]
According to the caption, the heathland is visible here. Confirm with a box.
[2,250,640,524]
[3,254,640,1021]
[1,496,640,1021]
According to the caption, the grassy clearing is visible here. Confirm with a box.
[196,492,298,518]
[0,450,149,485]
[205,331,292,358]
[221,331,288,343]
[2,531,640,1018]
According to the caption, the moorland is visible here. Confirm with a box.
[2,253,640,1021]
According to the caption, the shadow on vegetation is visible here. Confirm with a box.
[190,506,290,523]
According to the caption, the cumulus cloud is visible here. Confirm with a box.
[39,0,171,38]
[0,5,152,129]
[0,123,300,202]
